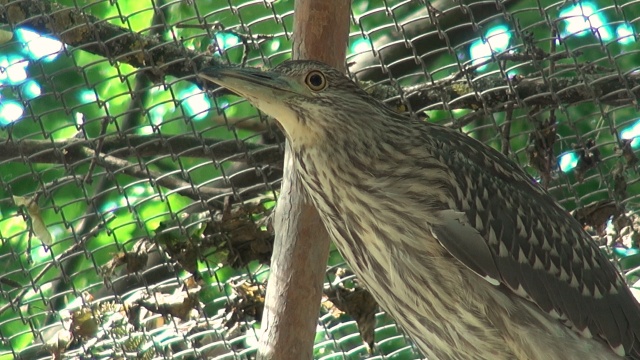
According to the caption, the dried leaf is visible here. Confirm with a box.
[71,307,99,339]
[13,195,53,245]
[101,240,149,277]
[225,281,265,328]
[137,289,200,321]
[573,139,601,182]
[324,272,378,352]
[572,200,623,235]
[0,29,12,44]
[44,329,73,360]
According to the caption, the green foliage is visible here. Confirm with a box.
[1,0,639,359]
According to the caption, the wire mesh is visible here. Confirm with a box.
[0,0,639,359]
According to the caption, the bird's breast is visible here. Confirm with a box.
[294,153,617,360]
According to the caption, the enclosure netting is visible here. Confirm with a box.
[1,0,639,359]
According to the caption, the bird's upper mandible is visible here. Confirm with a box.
[199,60,640,359]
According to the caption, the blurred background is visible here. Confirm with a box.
[1,0,640,359]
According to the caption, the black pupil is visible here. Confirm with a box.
[309,73,323,87]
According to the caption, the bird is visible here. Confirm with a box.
[199,60,640,360]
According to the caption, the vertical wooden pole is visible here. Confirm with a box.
[256,1,351,360]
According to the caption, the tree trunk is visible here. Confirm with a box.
[256,1,351,359]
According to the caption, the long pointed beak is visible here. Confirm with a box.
[198,67,296,100]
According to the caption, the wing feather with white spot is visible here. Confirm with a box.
[424,125,640,358]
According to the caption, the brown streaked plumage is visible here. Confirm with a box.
[199,60,640,359]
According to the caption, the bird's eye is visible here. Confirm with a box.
[304,70,327,91]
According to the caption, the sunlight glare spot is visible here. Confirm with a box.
[21,79,41,99]
[621,119,640,148]
[560,2,612,40]
[0,55,29,85]
[558,152,579,172]
[616,24,636,44]
[0,100,24,125]
[79,90,97,103]
[351,38,372,54]
[16,28,63,62]
[469,26,512,69]
[180,86,210,120]
[215,33,240,51]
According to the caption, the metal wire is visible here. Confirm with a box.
[0,0,639,359]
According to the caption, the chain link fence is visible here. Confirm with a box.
[0,0,639,359]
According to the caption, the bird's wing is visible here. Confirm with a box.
[425,125,640,357]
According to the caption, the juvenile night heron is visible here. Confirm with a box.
[199,61,640,359]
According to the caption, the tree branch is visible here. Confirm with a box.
[256,1,350,360]
[0,0,216,83]
[0,134,283,166]
[367,70,640,113]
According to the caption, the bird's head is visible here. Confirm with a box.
[199,60,389,149]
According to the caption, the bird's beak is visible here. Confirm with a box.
[198,66,306,137]
[198,67,298,100]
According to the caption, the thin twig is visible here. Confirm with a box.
[501,104,513,156]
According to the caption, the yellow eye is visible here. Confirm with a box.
[304,70,327,91]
